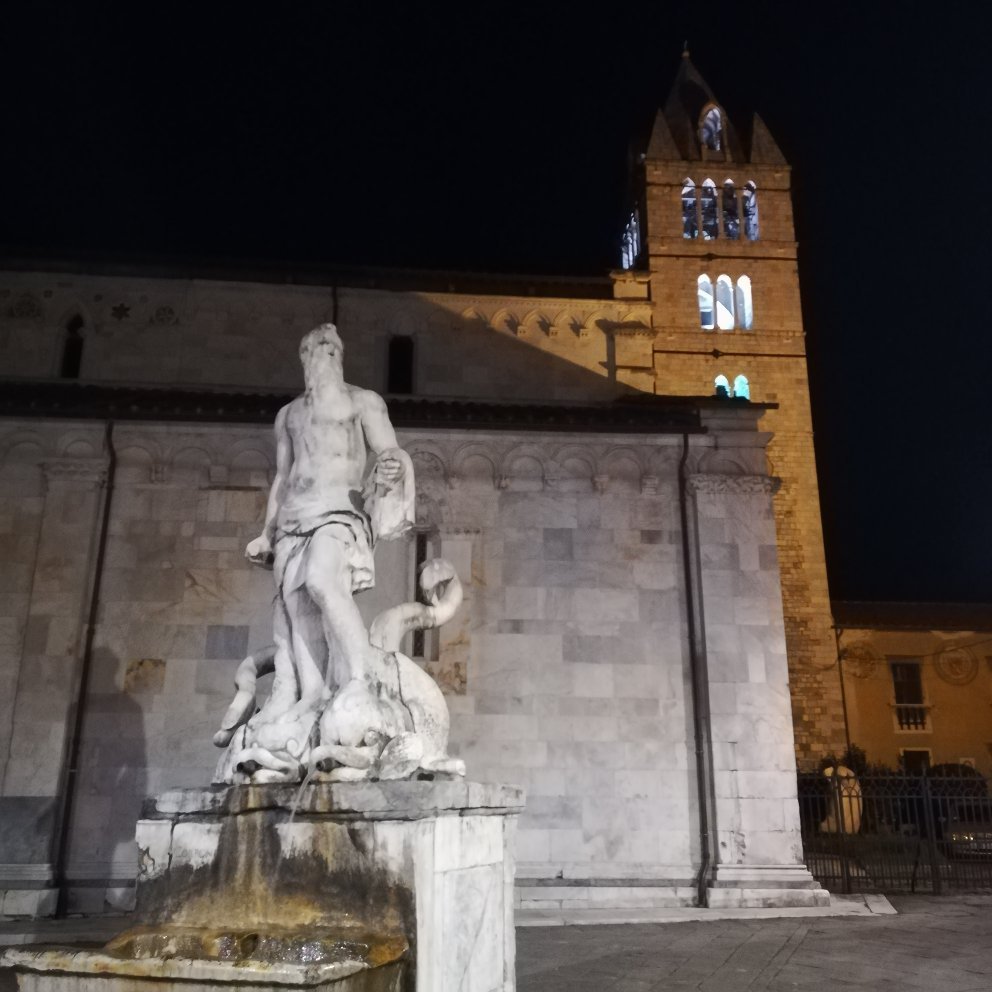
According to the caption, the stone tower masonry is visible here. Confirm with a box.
[619,53,845,764]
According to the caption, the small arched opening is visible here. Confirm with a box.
[735,276,753,330]
[697,276,715,330]
[60,314,85,379]
[715,275,735,330]
[714,374,730,398]
[722,180,739,239]
[700,106,723,152]
[681,179,698,240]
[387,335,415,394]
[733,374,750,400]
[743,181,760,240]
[701,179,719,240]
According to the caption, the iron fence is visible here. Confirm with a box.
[797,770,992,893]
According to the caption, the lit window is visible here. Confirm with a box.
[735,276,753,330]
[60,315,84,379]
[681,179,698,240]
[743,181,760,240]
[733,374,750,400]
[722,180,739,240]
[715,275,734,330]
[700,106,722,152]
[621,209,641,269]
[697,275,714,330]
[701,179,718,240]
[387,336,414,394]
[890,660,928,731]
[714,374,730,398]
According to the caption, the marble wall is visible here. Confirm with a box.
[0,404,821,916]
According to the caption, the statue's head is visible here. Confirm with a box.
[300,324,344,383]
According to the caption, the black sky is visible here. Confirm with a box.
[3,2,990,604]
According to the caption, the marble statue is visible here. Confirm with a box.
[213,324,465,784]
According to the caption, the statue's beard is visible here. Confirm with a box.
[303,356,345,393]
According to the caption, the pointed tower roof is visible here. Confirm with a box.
[748,113,787,165]
[660,51,745,163]
[645,109,681,160]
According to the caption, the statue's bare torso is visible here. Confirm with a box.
[279,386,374,525]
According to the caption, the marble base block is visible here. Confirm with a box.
[3,780,525,992]
[706,864,829,909]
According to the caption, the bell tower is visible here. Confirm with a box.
[621,52,844,764]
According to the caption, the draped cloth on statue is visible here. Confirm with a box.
[274,448,415,597]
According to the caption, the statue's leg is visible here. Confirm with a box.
[304,530,377,685]
[250,599,298,723]
[283,583,329,713]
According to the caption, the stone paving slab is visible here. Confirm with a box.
[517,895,992,991]
[2,896,991,990]
[516,893,896,927]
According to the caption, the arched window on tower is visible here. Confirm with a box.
[735,276,753,330]
[733,375,750,400]
[722,180,739,239]
[700,106,723,152]
[714,374,730,398]
[715,275,735,330]
[387,335,415,394]
[60,314,84,379]
[743,181,760,240]
[697,275,715,330]
[681,179,698,240]
[621,209,641,269]
[701,179,718,240]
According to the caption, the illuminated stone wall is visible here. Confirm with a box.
[641,154,845,767]
[0,410,819,914]
[0,258,843,771]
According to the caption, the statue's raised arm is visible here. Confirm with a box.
[358,390,415,543]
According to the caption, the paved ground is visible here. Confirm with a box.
[2,895,991,989]
[517,896,992,991]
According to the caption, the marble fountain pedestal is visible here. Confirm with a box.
[3,780,525,991]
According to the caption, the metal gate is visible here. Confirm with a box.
[797,770,992,893]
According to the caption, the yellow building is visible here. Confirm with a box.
[834,601,992,778]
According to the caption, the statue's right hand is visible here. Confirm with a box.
[245,535,274,569]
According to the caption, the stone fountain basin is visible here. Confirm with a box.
[3,925,407,990]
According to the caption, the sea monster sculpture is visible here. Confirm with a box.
[212,324,465,784]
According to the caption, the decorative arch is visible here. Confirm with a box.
[551,444,595,493]
[452,441,498,488]
[502,443,550,490]
[489,308,518,334]
[410,447,450,485]
[601,448,642,493]
[170,446,213,485]
[0,430,48,465]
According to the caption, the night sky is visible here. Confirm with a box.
[3,3,990,604]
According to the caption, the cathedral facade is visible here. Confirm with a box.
[0,58,835,916]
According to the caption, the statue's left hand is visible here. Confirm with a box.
[377,452,405,485]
